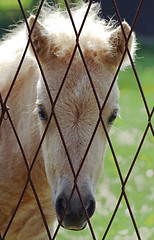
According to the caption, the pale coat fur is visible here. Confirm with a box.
[0,2,136,239]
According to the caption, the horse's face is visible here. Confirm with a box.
[29,15,136,230]
[36,59,119,230]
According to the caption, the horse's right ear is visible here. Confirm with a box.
[28,16,50,61]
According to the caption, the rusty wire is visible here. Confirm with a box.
[0,0,153,239]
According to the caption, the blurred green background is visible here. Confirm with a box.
[0,0,79,37]
[0,0,153,239]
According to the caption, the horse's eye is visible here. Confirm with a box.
[37,105,48,120]
[108,110,118,124]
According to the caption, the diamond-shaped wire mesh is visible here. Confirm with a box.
[0,0,153,239]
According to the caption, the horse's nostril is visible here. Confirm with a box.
[86,197,96,219]
[56,195,67,218]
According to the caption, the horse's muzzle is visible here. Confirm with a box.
[55,192,96,231]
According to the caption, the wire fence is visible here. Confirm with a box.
[0,0,153,239]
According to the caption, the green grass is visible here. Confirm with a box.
[0,0,33,9]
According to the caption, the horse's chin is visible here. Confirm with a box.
[57,216,87,231]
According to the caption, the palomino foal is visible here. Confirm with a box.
[0,3,136,239]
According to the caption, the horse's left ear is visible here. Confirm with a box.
[106,21,137,69]
[28,16,51,61]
